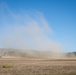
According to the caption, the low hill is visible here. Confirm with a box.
[0,48,76,58]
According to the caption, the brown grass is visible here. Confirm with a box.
[0,58,76,75]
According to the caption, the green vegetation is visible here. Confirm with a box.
[1,65,13,68]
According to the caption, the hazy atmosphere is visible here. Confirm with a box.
[0,0,76,75]
[0,0,76,53]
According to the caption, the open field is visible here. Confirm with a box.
[0,58,76,75]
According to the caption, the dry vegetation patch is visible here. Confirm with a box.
[0,58,76,75]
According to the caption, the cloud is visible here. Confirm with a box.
[0,2,62,53]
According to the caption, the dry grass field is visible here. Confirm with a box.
[0,58,76,75]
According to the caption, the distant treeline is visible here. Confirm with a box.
[66,52,76,58]
[0,48,76,58]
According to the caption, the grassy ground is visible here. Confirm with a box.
[0,58,76,75]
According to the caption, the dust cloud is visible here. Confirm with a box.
[0,2,65,58]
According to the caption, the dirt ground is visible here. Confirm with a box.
[0,58,76,75]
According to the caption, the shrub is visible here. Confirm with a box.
[2,65,13,68]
